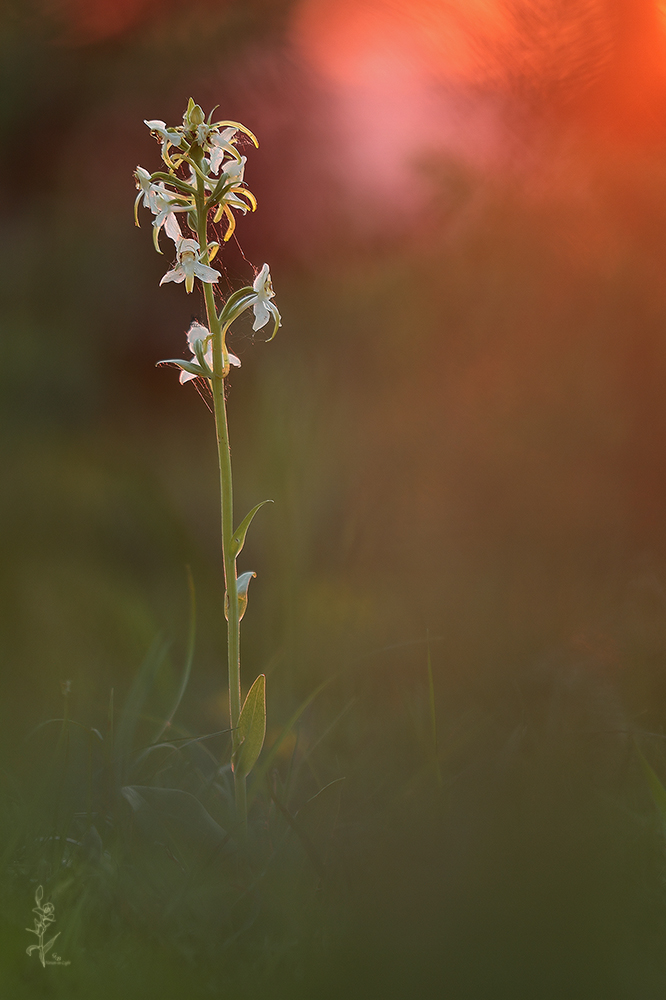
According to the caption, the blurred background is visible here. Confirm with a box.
[5,0,666,994]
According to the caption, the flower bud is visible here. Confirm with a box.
[184,98,205,128]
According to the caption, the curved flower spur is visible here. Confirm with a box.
[134,99,282,830]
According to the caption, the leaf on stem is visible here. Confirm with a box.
[148,171,196,196]
[231,501,273,559]
[156,359,208,379]
[218,287,255,330]
[231,674,266,778]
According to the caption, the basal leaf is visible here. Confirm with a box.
[231,674,266,779]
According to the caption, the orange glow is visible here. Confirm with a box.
[291,0,514,86]
[292,0,666,132]
[287,0,666,225]
[289,0,520,216]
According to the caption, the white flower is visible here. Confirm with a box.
[134,170,188,245]
[220,155,246,190]
[209,127,241,174]
[179,321,241,383]
[135,166,154,209]
[144,119,184,158]
[160,238,220,294]
[252,264,280,332]
[150,182,184,244]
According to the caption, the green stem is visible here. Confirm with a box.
[194,165,247,828]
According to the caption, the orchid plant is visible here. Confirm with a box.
[134,99,281,830]
[25,886,60,967]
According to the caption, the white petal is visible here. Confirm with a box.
[135,166,152,192]
[176,238,200,256]
[252,299,270,331]
[193,262,221,284]
[165,212,183,242]
[228,352,241,367]
[186,321,209,352]
[209,146,224,174]
[253,263,272,296]
[223,156,246,185]
[160,266,186,285]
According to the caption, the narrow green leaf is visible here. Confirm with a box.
[224,571,256,622]
[218,287,254,328]
[220,298,256,334]
[231,674,266,778]
[148,171,196,195]
[207,177,232,206]
[220,285,255,312]
[156,359,207,377]
[231,501,273,559]
[636,742,666,826]
[192,337,212,374]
